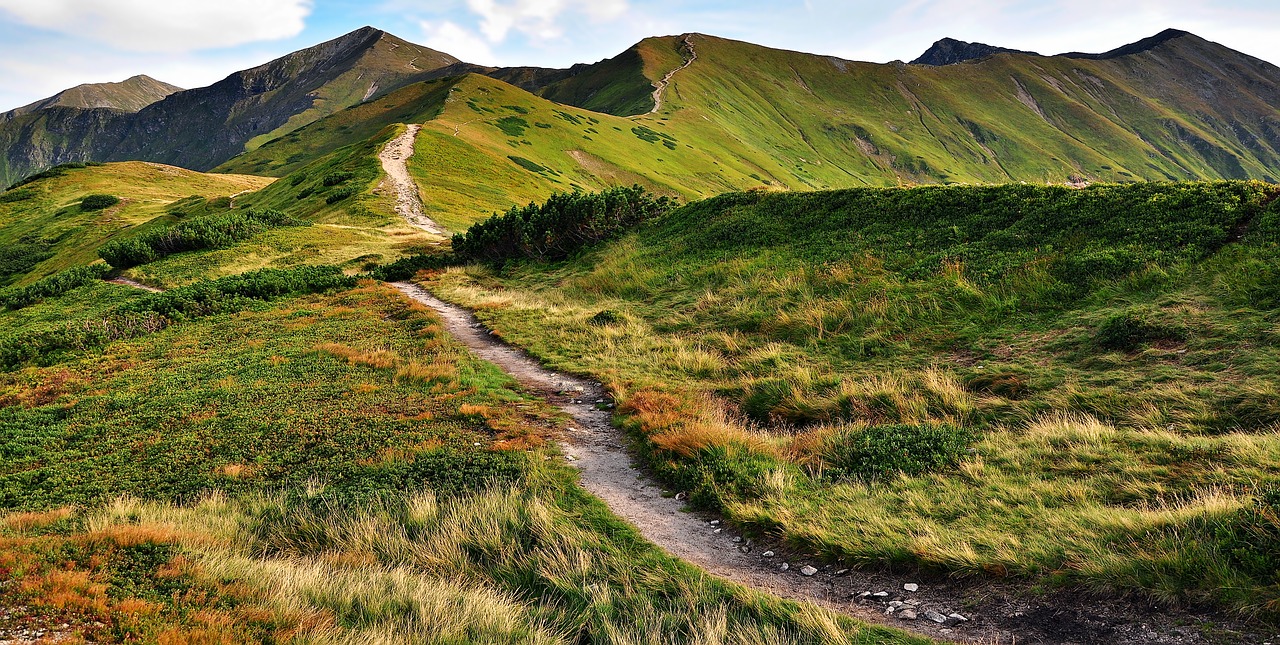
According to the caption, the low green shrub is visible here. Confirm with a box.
[818,423,973,480]
[1094,311,1186,352]
[322,171,354,186]
[0,188,35,203]
[453,186,675,264]
[0,243,53,283]
[325,185,356,204]
[0,264,112,310]
[80,194,120,211]
[0,266,355,370]
[588,309,623,326]
[367,253,456,282]
[121,266,355,320]
[98,209,308,269]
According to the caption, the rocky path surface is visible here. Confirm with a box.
[392,282,1275,645]
[106,276,163,292]
[378,124,445,235]
[650,35,697,114]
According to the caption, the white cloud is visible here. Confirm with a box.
[464,0,628,44]
[420,20,498,65]
[0,0,313,52]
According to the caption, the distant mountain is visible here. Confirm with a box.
[0,27,458,186]
[911,38,1039,66]
[2,75,180,118]
[214,28,1280,236]
[1061,28,1192,59]
[4,27,1279,193]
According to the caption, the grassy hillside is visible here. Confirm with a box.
[420,181,1280,614]
[221,73,776,231]
[0,272,919,644]
[216,29,1280,237]
[117,126,442,289]
[0,162,271,285]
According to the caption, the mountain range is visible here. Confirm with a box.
[2,26,1278,195]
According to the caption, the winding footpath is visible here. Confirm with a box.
[395,282,986,643]
[649,35,698,114]
[98,125,1268,645]
[378,124,445,235]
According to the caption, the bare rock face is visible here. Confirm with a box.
[910,37,1039,66]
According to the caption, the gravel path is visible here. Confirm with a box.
[650,35,697,114]
[106,276,163,292]
[392,281,1276,645]
[378,124,445,235]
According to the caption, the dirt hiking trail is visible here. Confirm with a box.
[106,276,162,292]
[378,124,445,235]
[650,35,697,114]
[392,283,1278,645]
[95,270,1268,643]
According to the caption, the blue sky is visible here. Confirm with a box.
[1,0,1277,111]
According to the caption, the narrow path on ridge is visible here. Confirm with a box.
[378,124,445,235]
[649,35,697,114]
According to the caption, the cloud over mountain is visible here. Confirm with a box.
[0,0,313,52]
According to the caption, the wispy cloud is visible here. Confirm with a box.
[0,0,313,52]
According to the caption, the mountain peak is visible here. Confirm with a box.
[1061,28,1196,59]
[911,38,1040,66]
[3,74,181,118]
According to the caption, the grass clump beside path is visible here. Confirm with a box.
[0,278,920,644]
[420,180,1280,616]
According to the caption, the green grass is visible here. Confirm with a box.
[0,276,922,643]
[419,181,1280,615]
[0,162,271,284]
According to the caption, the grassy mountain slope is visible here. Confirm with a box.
[219,73,772,231]
[223,29,1280,237]
[0,28,458,187]
[422,180,1280,615]
[527,32,1280,186]
[117,126,443,288]
[0,162,270,284]
[2,75,180,118]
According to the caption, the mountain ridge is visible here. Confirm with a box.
[0,26,459,185]
[3,26,1278,191]
[911,38,1040,65]
[1,75,181,118]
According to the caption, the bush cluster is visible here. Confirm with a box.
[80,194,120,211]
[366,253,456,282]
[325,185,356,204]
[818,423,973,481]
[0,243,53,283]
[663,182,1278,289]
[0,266,355,370]
[0,264,112,310]
[120,266,355,320]
[452,186,675,264]
[98,209,307,269]
[0,188,35,203]
[1093,311,1185,352]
